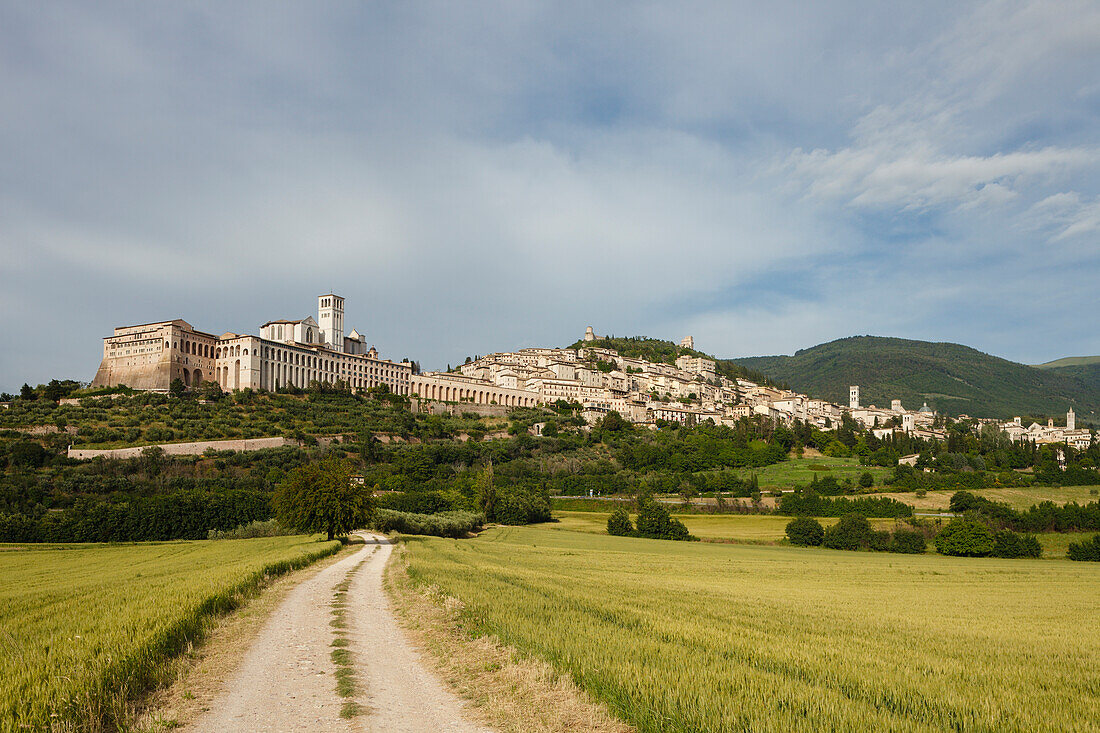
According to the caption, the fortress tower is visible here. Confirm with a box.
[318,294,345,352]
[1068,408,1076,431]
[849,385,860,410]
[584,326,596,342]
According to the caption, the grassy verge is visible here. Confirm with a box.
[330,545,376,719]
[385,541,634,733]
[0,536,341,733]
[401,526,1100,732]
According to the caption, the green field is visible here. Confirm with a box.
[545,510,898,543]
[403,526,1100,732]
[729,456,891,489]
[0,536,340,733]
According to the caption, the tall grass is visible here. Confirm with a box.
[0,535,340,732]
[402,526,1100,732]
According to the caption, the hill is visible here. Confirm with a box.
[726,336,1100,421]
[566,335,784,388]
[1035,355,1100,369]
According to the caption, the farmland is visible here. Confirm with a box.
[726,455,891,488]
[875,485,1100,512]
[0,535,340,733]
[401,526,1100,732]
[545,510,899,543]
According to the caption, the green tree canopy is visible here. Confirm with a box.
[273,458,372,541]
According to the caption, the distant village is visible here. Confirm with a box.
[74,294,1092,450]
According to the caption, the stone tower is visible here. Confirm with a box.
[584,326,596,342]
[1067,408,1076,431]
[679,336,694,349]
[849,386,860,410]
[318,293,345,352]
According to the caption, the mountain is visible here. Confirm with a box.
[725,336,1100,421]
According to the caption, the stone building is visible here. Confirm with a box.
[91,294,411,395]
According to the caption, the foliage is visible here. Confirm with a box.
[1067,534,1100,561]
[889,529,927,554]
[822,514,874,550]
[991,529,1042,558]
[273,458,372,540]
[207,519,294,539]
[779,489,913,518]
[0,537,340,733]
[370,509,483,538]
[634,498,696,541]
[728,335,1100,418]
[607,507,634,536]
[934,519,996,557]
[785,515,824,546]
[950,491,1100,532]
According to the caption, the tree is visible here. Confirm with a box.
[635,498,694,541]
[477,461,497,520]
[19,383,35,401]
[934,519,995,557]
[200,380,223,401]
[786,516,824,546]
[273,458,372,541]
[858,471,874,489]
[823,514,873,550]
[607,507,633,536]
[169,378,185,399]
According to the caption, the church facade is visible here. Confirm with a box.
[90,294,412,395]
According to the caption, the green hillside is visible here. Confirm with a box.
[726,336,1100,421]
[1035,355,1100,369]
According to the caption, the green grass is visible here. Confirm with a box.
[0,535,340,733]
[402,526,1100,732]
[729,456,891,489]
[544,510,898,543]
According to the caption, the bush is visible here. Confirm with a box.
[370,509,484,538]
[823,514,873,551]
[858,472,874,489]
[1067,534,1100,561]
[785,516,824,546]
[934,519,995,557]
[207,519,294,540]
[890,529,927,554]
[607,507,634,536]
[635,499,695,541]
[991,529,1042,558]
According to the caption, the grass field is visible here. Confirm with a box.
[0,536,340,733]
[544,511,899,543]
[402,526,1100,732]
[729,456,891,488]
[877,485,1100,512]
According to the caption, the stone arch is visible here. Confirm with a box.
[183,368,191,387]
[193,369,203,385]
[234,360,241,390]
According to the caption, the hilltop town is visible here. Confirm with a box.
[80,293,1092,451]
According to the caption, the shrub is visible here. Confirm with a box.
[635,499,695,541]
[890,529,927,554]
[991,529,1042,558]
[1067,534,1100,561]
[207,519,294,540]
[370,509,484,538]
[868,530,892,552]
[785,516,824,546]
[823,514,873,551]
[858,472,874,489]
[607,507,634,536]
[934,519,995,557]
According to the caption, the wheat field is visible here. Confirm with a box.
[0,536,339,733]
[402,526,1100,732]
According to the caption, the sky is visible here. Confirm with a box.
[2,1,1099,392]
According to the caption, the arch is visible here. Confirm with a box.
[243,348,248,356]
[193,369,203,385]
[234,360,241,390]
[183,368,191,387]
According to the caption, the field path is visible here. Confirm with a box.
[186,535,490,733]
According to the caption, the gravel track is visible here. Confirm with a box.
[186,534,489,732]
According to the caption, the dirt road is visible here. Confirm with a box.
[187,535,489,732]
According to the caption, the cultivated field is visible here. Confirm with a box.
[0,536,340,733]
[545,510,898,543]
[403,526,1100,732]
[875,485,1100,512]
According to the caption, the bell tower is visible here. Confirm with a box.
[1067,408,1076,431]
[849,385,860,410]
[318,293,345,352]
